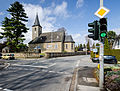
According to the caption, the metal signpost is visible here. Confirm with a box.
[99,42,104,89]
[94,0,110,89]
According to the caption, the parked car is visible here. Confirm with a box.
[92,55,117,64]
[2,54,15,60]
[0,53,2,59]
[40,55,44,58]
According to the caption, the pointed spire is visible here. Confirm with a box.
[33,13,40,26]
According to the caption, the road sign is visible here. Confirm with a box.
[95,6,110,18]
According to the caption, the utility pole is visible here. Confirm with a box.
[100,0,103,7]
[99,42,104,89]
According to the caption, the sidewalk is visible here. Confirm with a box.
[76,66,100,91]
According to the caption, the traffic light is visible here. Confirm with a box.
[99,18,107,42]
[88,20,99,40]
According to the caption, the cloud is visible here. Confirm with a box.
[76,0,84,8]
[23,1,69,44]
[54,1,69,18]
[111,28,120,35]
[23,28,32,44]
[71,33,87,45]
[0,12,4,15]
[0,26,3,32]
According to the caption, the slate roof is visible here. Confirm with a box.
[29,31,65,44]
[65,35,75,43]
[29,30,75,44]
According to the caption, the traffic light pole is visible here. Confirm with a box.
[99,42,104,89]
[100,0,103,7]
[99,0,105,89]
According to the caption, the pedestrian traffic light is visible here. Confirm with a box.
[99,18,107,42]
[88,20,99,40]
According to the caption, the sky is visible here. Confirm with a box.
[0,0,120,45]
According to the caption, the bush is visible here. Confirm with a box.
[105,71,120,90]
[104,66,120,90]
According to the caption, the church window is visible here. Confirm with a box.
[46,44,49,49]
[71,44,74,49]
[66,44,68,49]
[35,28,36,33]
[55,44,58,49]
[46,43,52,49]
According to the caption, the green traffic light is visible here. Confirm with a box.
[100,33,106,37]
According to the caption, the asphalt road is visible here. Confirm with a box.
[0,55,93,91]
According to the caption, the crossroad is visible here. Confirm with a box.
[0,55,90,91]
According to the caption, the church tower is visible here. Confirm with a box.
[32,13,42,40]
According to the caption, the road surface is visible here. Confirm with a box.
[0,55,95,91]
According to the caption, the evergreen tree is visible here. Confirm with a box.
[75,45,78,52]
[1,1,28,52]
[87,41,90,51]
[96,43,100,54]
[92,43,95,49]
[104,38,110,50]
[83,44,86,48]
[96,43,100,47]
[80,44,82,49]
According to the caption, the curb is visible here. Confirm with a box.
[69,68,78,91]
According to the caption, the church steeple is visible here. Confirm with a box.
[33,13,41,27]
[32,13,42,40]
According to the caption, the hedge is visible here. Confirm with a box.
[90,49,120,61]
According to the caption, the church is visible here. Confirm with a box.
[28,14,75,53]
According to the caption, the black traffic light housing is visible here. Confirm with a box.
[99,18,107,42]
[88,20,99,40]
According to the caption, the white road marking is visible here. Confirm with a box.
[48,63,56,67]
[87,78,97,83]
[41,69,69,75]
[82,77,97,83]
[82,77,87,82]
[12,64,48,69]
[0,87,13,91]
[77,85,100,91]
[3,88,13,91]
[4,63,10,69]
[76,60,80,67]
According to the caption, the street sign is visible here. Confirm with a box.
[93,49,98,52]
[95,6,110,18]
